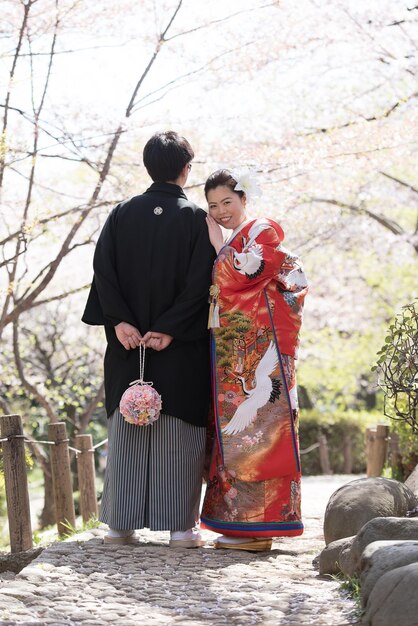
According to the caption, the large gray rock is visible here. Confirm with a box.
[360,540,418,606]
[362,562,418,626]
[324,477,417,545]
[319,536,355,575]
[340,516,418,577]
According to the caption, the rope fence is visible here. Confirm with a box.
[0,435,108,455]
[300,442,320,454]
[0,414,108,553]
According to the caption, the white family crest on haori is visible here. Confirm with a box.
[230,166,262,201]
[222,341,279,436]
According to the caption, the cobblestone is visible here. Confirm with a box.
[0,476,362,625]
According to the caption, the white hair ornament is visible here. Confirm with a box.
[230,167,262,201]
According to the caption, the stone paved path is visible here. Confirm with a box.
[0,475,362,626]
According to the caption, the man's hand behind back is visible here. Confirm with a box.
[115,322,142,350]
[142,331,173,351]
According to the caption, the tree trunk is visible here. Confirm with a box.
[38,463,56,529]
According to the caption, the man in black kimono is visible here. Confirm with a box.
[82,131,215,547]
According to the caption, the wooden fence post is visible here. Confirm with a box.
[318,433,332,474]
[367,424,389,477]
[48,422,76,535]
[76,434,98,523]
[366,427,375,477]
[388,432,403,477]
[1,415,33,553]
[343,434,353,474]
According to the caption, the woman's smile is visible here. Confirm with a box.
[207,185,246,231]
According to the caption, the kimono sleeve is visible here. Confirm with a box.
[218,221,286,293]
[150,210,215,342]
[276,247,309,295]
[84,207,136,327]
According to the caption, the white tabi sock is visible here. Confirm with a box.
[107,528,135,538]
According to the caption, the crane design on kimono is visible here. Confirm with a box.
[222,341,281,436]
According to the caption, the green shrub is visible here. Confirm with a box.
[389,419,418,481]
[373,300,417,433]
[299,409,382,475]
[371,300,418,480]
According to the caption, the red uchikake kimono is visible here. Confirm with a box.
[200,217,308,538]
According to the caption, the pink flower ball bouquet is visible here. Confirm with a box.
[119,382,162,426]
[119,345,162,426]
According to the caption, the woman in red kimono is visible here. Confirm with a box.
[200,169,308,551]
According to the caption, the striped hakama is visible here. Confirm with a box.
[100,409,206,531]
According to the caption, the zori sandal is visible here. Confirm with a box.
[214,537,273,552]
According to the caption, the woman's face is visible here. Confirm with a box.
[207,185,246,230]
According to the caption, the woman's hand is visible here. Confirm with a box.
[115,322,142,350]
[206,215,224,254]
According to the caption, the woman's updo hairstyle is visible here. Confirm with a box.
[204,169,245,200]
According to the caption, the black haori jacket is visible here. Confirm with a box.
[82,182,215,427]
